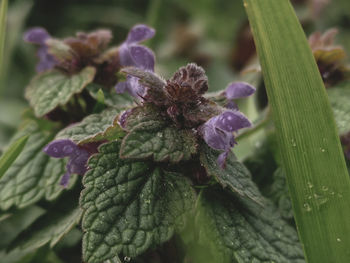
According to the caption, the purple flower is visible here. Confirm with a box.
[115,74,147,98]
[223,82,256,109]
[199,110,252,168]
[115,25,155,98]
[43,139,90,187]
[24,27,58,72]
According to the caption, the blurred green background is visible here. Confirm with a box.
[0,0,349,153]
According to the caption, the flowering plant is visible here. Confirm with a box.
[0,1,350,262]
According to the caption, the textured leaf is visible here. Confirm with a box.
[104,257,122,263]
[200,144,264,205]
[121,67,166,90]
[56,108,124,145]
[328,81,350,135]
[87,84,135,109]
[197,189,305,263]
[80,141,195,263]
[25,66,96,117]
[0,122,76,210]
[121,104,163,132]
[121,121,197,163]
[0,206,46,263]
[0,205,46,249]
[10,207,82,251]
[0,135,29,179]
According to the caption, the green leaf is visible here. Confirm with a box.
[55,108,124,145]
[121,104,163,132]
[0,122,76,210]
[266,167,293,221]
[80,141,195,263]
[200,144,264,205]
[0,0,8,93]
[104,257,122,263]
[243,136,278,187]
[92,89,106,113]
[244,0,350,262]
[196,189,305,263]
[10,207,82,251]
[121,121,197,163]
[25,67,96,117]
[0,205,46,249]
[328,81,350,135]
[0,135,29,179]
[87,83,135,109]
[0,206,46,263]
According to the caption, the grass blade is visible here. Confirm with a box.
[243,0,350,262]
[0,135,29,179]
[0,0,8,93]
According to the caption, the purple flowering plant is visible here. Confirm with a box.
[4,19,350,263]
[1,22,281,263]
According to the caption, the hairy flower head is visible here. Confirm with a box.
[118,63,255,166]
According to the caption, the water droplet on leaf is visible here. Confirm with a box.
[303,203,312,212]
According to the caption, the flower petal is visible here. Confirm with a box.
[199,118,236,151]
[126,24,155,44]
[60,172,71,188]
[115,76,146,98]
[118,44,133,67]
[43,139,77,158]
[215,110,251,132]
[225,100,238,110]
[24,27,50,45]
[36,46,57,72]
[225,82,256,99]
[217,150,230,169]
[129,45,155,70]
[68,149,90,175]
[115,79,128,94]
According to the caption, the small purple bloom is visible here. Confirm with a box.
[115,75,146,98]
[119,24,155,70]
[199,110,251,168]
[24,27,58,72]
[115,25,155,98]
[43,139,89,187]
[224,82,256,109]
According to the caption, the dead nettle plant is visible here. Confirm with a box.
[0,1,350,263]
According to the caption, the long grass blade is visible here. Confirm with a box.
[0,135,29,179]
[0,0,8,94]
[243,0,350,262]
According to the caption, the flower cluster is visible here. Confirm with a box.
[39,25,155,185]
[40,24,255,186]
[119,63,255,167]
[24,24,155,88]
